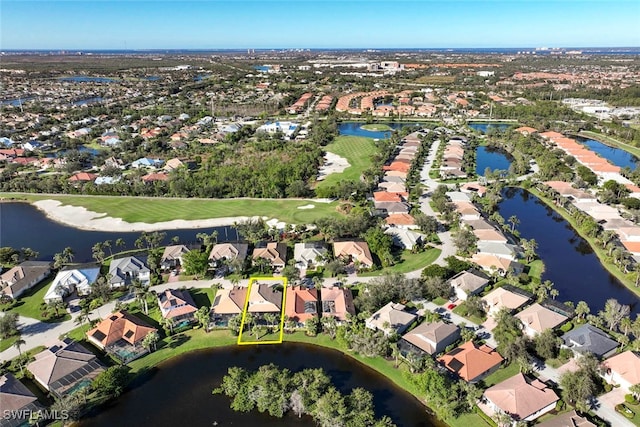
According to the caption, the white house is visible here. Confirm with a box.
[44,264,100,302]
[365,302,417,335]
[450,269,490,301]
[293,243,328,270]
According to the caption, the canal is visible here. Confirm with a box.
[498,188,640,314]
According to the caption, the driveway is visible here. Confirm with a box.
[595,388,635,427]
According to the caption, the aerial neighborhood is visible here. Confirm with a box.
[1,47,640,427]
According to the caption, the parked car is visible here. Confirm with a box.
[447,303,457,310]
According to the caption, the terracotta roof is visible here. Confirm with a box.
[438,341,503,382]
[284,286,318,323]
[601,351,640,386]
[211,286,247,314]
[320,286,355,321]
[385,213,415,226]
[333,241,374,267]
[373,191,402,202]
[87,311,157,347]
[621,241,640,254]
[482,287,530,313]
[157,289,198,320]
[515,126,538,135]
[484,373,559,420]
[252,242,287,266]
[68,172,98,182]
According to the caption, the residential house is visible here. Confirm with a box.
[160,245,190,270]
[131,158,164,169]
[211,286,247,317]
[293,243,328,270]
[208,242,249,268]
[483,373,559,422]
[252,242,288,270]
[0,261,51,299]
[453,202,481,220]
[473,229,508,243]
[384,213,417,228]
[516,303,569,337]
[86,311,157,362]
[365,302,417,335]
[157,289,198,323]
[471,253,524,276]
[44,264,100,302]
[247,282,283,313]
[108,256,150,288]
[561,324,618,359]
[476,241,520,261]
[449,269,490,301]
[284,286,319,325]
[482,287,531,316]
[374,201,411,215]
[27,339,104,397]
[68,172,98,183]
[536,410,595,427]
[333,241,374,268]
[400,321,460,357]
[438,341,503,383]
[0,373,43,427]
[320,286,355,322]
[384,228,424,250]
[601,351,640,391]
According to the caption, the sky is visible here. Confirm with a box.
[1,0,639,50]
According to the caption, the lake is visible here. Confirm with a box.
[498,188,640,313]
[576,137,639,170]
[476,146,512,175]
[468,123,511,133]
[0,97,35,106]
[338,122,419,139]
[79,343,441,427]
[0,202,238,262]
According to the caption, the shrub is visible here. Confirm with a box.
[625,394,638,404]
[604,383,613,392]
[555,399,565,411]
[560,322,574,333]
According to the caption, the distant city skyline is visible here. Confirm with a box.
[1,1,639,50]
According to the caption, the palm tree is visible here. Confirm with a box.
[600,230,617,249]
[142,330,160,352]
[264,313,279,332]
[550,289,559,300]
[14,337,26,375]
[162,317,175,335]
[131,280,150,314]
[115,238,126,253]
[390,342,400,368]
[195,306,210,329]
[508,215,520,232]
[74,306,91,332]
[103,240,113,257]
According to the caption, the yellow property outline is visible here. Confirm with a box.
[237,276,287,345]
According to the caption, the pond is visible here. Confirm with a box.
[78,342,441,427]
[498,188,640,313]
[476,146,512,175]
[0,202,238,262]
[576,137,639,170]
[0,97,35,106]
[338,122,419,139]
[468,123,511,133]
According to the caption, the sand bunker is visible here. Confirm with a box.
[317,152,350,181]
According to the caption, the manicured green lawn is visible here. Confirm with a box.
[527,259,545,283]
[482,362,519,387]
[361,123,393,131]
[3,276,71,322]
[359,248,441,276]
[452,303,485,325]
[0,335,19,352]
[0,194,341,225]
[316,135,377,191]
[578,131,640,158]
[447,412,494,427]
[189,287,215,308]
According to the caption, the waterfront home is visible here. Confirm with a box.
[471,253,524,276]
[460,182,487,197]
[463,218,494,230]
[43,263,100,303]
[453,202,481,221]
[320,286,355,322]
[472,228,508,243]
[476,241,520,261]
[437,341,503,383]
[160,245,190,270]
[157,289,198,323]
[284,286,319,326]
[482,373,559,422]
[86,311,157,363]
[400,320,460,357]
[211,286,247,319]
[481,286,531,316]
[293,242,328,270]
[333,240,374,269]
[0,373,43,425]
[252,242,288,270]
[445,191,472,203]
[515,303,569,337]
[0,261,51,299]
[365,302,417,335]
[561,324,618,359]
[601,351,640,391]
[514,126,538,136]
[536,410,595,427]
[247,282,283,313]
[208,242,249,268]
[108,256,150,288]
[449,269,490,301]
[27,339,104,398]
[384,228,424,250]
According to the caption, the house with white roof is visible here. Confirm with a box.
[44,264,101,302]
[366,302,417,335]
[293,242,328,270]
